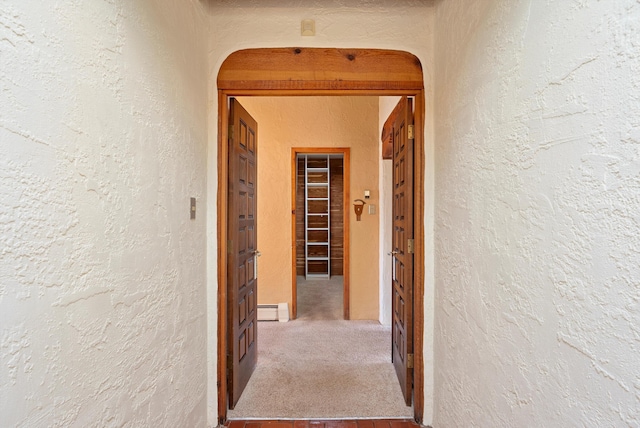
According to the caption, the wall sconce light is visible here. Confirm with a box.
[353,199,366,221]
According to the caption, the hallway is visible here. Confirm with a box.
[228,276,411,419]
[4,2,640,427]
[296,276,343,321]
[227,320,412,419]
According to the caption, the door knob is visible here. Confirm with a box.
[387,250,399,256]
[254,250,262,257]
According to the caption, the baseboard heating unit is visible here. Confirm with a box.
[257,303,289,322]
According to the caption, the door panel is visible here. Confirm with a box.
[228,98,258,409]
[390,97,414,406]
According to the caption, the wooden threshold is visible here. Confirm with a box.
[225,419,423,428]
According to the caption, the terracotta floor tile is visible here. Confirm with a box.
[373,421,391,428]
[356,421,375,428]
[389,421,417,428]
[336,422,358,428]
[260,423,294,428]
[227,421,245,428]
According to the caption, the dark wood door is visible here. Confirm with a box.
[391,96,414,406]
[227,98,258,409]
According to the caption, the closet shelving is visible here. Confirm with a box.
[303,154,331,279]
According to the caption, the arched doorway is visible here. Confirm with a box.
[216,48,426,423]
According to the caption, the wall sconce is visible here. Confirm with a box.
[353,199,366,221]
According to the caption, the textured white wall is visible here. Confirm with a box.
[434,1,640,426]
[1,1,209,426]
[208,1,436,424]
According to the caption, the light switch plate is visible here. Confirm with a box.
[301,19,315,36]
[368,204,376,215]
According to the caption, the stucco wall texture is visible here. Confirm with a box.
[1,1,208,426]
[235,96,380,321]
[5,0,640,426]
[434,1,640,427]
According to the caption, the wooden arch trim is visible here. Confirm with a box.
[217,47,426,425]
[218,48,424,92]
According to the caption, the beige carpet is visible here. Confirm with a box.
[227,320,413,419]
[296,275,343,320]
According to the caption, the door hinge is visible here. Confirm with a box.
[407,353,414,369]
[229,125,234,140]
[408,125,414,140]
[227,239,233,254]
[407,238,414,254]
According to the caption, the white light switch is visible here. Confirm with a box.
[368,204,376,215]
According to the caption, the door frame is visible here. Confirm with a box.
[216,48,426,424]
[291,148,351,320]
